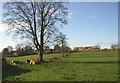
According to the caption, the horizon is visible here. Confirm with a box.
[0,1,118,52]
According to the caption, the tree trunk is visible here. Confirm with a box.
[38,43,43,63]
[61,41,64,58]
[40,42,43,62]
[39,50,43,62]
[39,30,44,63]
[39,4,44,63]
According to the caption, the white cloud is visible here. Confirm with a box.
[87,15,96,19]
[69,11,84,19]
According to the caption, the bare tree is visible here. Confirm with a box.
[54,44,61,53]
[55,32,68,57]
[3,2,68,62]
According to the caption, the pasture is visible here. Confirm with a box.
[2,50,119,81]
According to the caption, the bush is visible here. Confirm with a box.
[16,46,36,56]
[2,48,10,56]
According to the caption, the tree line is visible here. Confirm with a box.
[2,44,71,57]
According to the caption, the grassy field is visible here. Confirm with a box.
[2,50,119,81]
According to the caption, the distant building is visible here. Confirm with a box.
[73,47,84,51]
[73,45,100,51]
[111,44,119,50]
[84,46,100,50]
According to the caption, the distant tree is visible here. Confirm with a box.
[15,45,36,56]
[7,46,13,55]
[44,46,50,50]
[15,43,24,50]
[111,44,118,50]
[95,44,100,49]
[2,48,9,56]
[24,45,35,55]
[55,32,68,57]
[54,44,61,53]
[63,45,71,53]
[3,2,68,62]
[16,47,24,56]
[73,47,79,51]
[44,46,50,54]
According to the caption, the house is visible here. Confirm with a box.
[73,45,100,51]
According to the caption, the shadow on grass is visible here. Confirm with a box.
[2,63,31,81]
[62,61,120,64]
[3,54,37,58]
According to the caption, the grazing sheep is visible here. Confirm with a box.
[25,59,31,64]
[11,61,16,65]
[32,61,36,65]
[11,61,23,65]
[30,59,34,65]
[25,59,40,65]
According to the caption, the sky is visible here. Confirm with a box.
[61,2,118,49]
[0,1,119,52]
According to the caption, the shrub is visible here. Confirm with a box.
[2,48,10,56]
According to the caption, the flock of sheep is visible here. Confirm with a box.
[11,57,59,65]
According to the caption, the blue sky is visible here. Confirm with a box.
[61,2,118,49]
[0,1,118,51]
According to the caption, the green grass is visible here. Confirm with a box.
[3,50,118,81]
